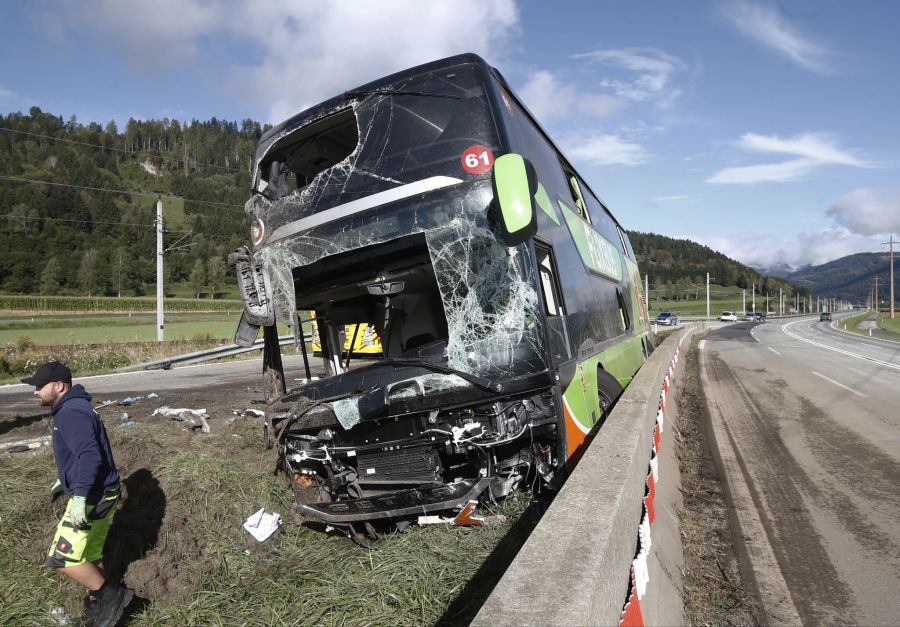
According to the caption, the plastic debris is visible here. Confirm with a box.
[152,406,211,433]
[116,420,136,429]
[417,500,507,527]
[233,408,266,418]
[111,412,130,421]
[243,508,281,542]
[147,392,159,399]
[0,435,52,454]
[95,400,116,410]
[118,396,144,406]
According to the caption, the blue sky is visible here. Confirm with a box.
[2,0,899,269]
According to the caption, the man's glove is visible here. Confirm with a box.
[50,479,64,503]
[65,496,88,528]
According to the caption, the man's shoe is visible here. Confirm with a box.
[77,590,101,626]
[93,580,134,627]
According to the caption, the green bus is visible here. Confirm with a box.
[232,53,652,532]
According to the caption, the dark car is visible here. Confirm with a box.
[820,312,832,321]
[655,311,678,326]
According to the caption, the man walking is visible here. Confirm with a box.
[23,361,133,627]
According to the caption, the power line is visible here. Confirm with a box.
[0,174,248,212]
[0,213,154,228]
[0,126,247,173]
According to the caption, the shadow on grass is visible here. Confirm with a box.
[435,499,546,626]
[104,469,166,584]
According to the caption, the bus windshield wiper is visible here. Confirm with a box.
[344,89,461,100]
[373,358,503,394]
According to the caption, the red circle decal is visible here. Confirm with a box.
[461,145,494,174]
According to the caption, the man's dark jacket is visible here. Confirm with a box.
[52,384,119,503]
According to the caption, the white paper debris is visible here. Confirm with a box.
[243,508,282,542]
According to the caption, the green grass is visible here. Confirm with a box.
[877,313,900,334]
[646,284,786,317]
[0,313,244,345]
[836,310,873,335]
[0,427,532,625]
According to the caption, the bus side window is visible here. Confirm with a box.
[617,288,631,332]
[561,163,589,221]
[536,243,572,362]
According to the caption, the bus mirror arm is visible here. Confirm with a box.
[490,153,539,247]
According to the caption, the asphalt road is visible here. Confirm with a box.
[700,314,900,625]
[0,353,320,419]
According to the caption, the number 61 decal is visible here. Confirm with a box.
[461,145,495,174]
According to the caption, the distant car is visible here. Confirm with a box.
[820,312,832,321]
[754,312,766,322]
[719,311,737,322]
[655,311,678,326]
[742,312,756,321]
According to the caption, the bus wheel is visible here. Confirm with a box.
[596,368,625,419]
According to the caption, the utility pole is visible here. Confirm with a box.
[752,282,756,313]
[742,289,746,313]
[156,197,164,342]
[779,287,783,315]
[645,274,649,311]
[873,277,880,313]
[882,235,895,319]
[706,272,712,320]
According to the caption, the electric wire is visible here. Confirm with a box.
[0,126,247,173]
[0,174,247,212]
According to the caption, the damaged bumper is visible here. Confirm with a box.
[294,478,491,523]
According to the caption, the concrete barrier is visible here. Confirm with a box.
[474,326,695,626]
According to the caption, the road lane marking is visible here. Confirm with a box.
[781,320,900,371]
[699,340,706,350]
[812,371,867,397]
[767,347,781,355]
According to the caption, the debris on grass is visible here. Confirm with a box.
[152,406,211,433]
[243,508,282,542]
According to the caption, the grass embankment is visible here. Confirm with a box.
[837,310,875,336]
[878,313,900,335]
[0,423,531,625]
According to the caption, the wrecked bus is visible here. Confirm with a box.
[231,53,652,532]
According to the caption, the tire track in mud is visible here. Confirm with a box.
[704,352,857,625]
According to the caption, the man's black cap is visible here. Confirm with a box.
[21,361,72,387]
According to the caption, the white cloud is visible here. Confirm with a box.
[827,188,900,236]
[707,157,819,184]
[707,132,872,184]
[63,0,520,122]
[691,228,879,268]
[0,86,13,99]
[565,134,649,167]
[572,47,686,105]
[518,70,622,121]
[721,1,832,74]
[652,194,696,202]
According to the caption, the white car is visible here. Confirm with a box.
[719,311,737,322]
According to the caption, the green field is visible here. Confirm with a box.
[0,313,246,345]
[647,284,786,317]
[877,313,900,335]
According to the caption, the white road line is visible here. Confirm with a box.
[767,347,781,355]
[699,340,706,350]
[781,320,900,371]
[812,371,867,397]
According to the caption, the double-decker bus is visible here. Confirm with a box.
[232,53,652,532]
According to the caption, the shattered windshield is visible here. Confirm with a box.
[246,61,546,383]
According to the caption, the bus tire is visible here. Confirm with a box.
[596,368,625,419]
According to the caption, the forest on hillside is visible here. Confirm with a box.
[627,231,808,300]
[0,108,263,297]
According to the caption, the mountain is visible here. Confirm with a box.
[626,231,808,298]
[784,252,895,305]
[750,262,805,279]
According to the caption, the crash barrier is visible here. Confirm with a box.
[119,332,313,371]
[474,326,696,626]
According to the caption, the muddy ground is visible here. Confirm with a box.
[676,336,758,625]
